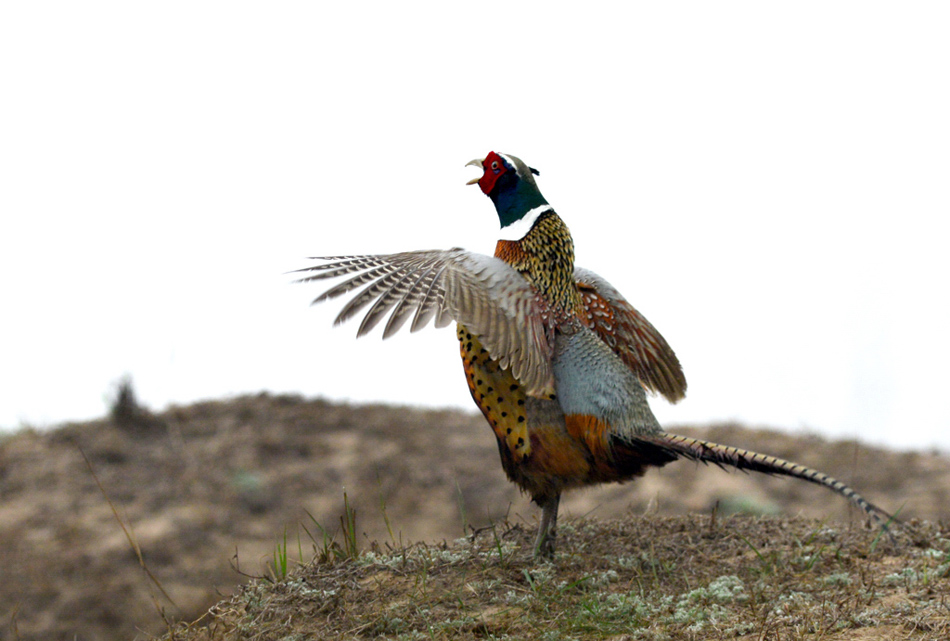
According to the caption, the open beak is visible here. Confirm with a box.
[465,158,484,185]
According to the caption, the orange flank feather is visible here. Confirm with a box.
[524,423,592,489]
[564,414,613,473]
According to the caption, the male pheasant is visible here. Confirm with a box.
[296,151,893,558]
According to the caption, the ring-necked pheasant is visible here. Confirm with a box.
[295,151,894,558]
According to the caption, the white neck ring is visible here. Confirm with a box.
[498,204,553,241]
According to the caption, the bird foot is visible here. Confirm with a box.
[534,527,557,559]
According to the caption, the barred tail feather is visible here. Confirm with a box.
[645,433,895,530]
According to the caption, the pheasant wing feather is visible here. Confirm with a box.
[381,261,442,339]
[574,267,687,403]
[295,249,555,396]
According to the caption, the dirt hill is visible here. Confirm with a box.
[2,392,948,640]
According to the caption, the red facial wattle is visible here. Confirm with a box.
[477,151,508,195]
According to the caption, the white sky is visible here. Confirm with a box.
[2,3,948,451]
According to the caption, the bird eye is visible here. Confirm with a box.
[491,160,499,173]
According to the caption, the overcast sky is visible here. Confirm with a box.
[2,2,948,451]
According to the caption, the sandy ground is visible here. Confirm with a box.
[2,393,947,640]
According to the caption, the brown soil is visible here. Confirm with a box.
[2,393,948,640]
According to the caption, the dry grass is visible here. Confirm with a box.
[2,393,948,640]
[164,515,950,641]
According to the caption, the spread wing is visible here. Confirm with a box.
[574,266,687,403]
[294,249,555,397]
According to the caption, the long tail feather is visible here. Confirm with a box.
[643,433,895,530]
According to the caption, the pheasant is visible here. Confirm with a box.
[295,151,894,558]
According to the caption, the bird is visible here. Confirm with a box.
[294,151,894,558]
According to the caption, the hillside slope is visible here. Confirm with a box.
[2,393,947,640]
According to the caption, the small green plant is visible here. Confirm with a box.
[489,523,508,566]
[792,521,831,571]
[377,471,397,548]
[300,489,361,564]
[268,525,312,581]
[869,505,905,553]
[737,531,776,575]
[341,488,359,559]
[455,480,469,536]
[302,508,337,564]
[271,529,290,580]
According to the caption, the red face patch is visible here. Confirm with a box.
[477,151,508,195]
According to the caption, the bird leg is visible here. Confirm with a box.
[534,493,561,559]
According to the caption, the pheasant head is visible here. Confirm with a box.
[467,152,549,233]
